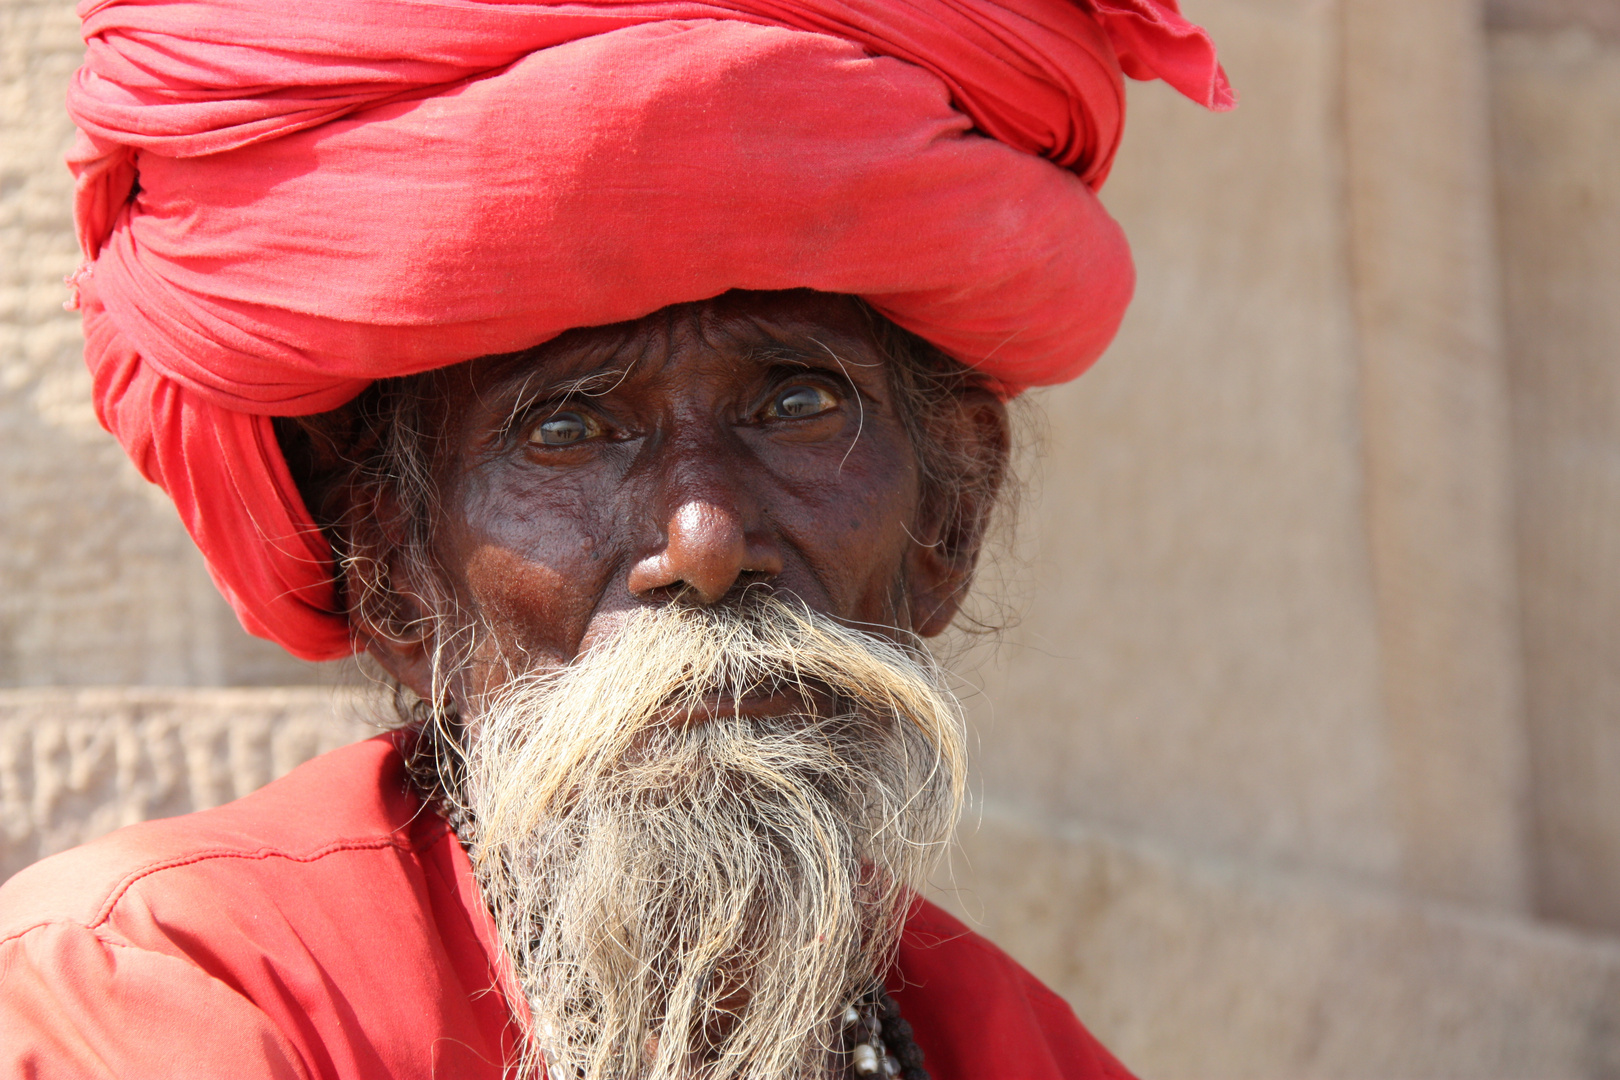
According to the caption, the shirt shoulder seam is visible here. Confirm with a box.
[0,819,449,946]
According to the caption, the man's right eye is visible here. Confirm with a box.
[529,411,599,446]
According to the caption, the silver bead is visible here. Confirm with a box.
[853,1043,880,1075]
[883,1055,902,1076]
[869,1016,883,1037]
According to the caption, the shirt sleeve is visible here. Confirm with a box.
[0,921,310,1080]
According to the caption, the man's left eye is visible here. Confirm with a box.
[767,384,838,419]
[529,411,599,446]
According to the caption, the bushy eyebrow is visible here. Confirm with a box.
[484,330,888,441]
[488,365,634,441]
[746,337,881,371]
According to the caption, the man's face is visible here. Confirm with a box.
[376,290,979,702]
[347,289,1002,1079]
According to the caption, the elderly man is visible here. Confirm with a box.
[0,0,1229,1076]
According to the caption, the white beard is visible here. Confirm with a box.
[458,597,965,1080]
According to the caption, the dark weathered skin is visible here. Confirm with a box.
[361,290,1007,708]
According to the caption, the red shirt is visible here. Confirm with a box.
[0,735,1133,1079]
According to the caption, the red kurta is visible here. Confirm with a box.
[0,735,1133,1079]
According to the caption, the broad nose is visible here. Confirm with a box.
[627,498,784,605]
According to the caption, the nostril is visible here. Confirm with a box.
[628,501,751,603]
[641,573,776,610]
[626,499,785,603]
[640,580,704,606]
[630,569,778,609]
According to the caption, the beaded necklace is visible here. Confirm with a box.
[839,987,930,1080]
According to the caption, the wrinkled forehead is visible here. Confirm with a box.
[456,289,886,398]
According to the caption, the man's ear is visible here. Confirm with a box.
[357,609,438,703]
[905,388,1010,638]
[277,402,447,700]
[340,491,443,702]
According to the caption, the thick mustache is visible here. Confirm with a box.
[661,680,842,728]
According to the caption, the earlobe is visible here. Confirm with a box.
[906,540,969,639]
[351,546,455,702]
[345,522,444,701]
[357,617,438,701]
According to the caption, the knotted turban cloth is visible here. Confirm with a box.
[66,0,1232,660]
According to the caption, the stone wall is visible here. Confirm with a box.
[5,0,1620,1075]
[1491,12,1620,935]
[949,807,1620,1079]
[966,0,1543,913]
[0,688,373,881]
[0,0,325,687]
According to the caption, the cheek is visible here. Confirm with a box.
[451,468,615,665]
[763,430,922,620]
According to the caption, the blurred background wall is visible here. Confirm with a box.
[3,0,1620,1075]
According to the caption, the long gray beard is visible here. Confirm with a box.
[458,597,965,1080]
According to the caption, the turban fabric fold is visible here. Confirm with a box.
[67,0,1232,660]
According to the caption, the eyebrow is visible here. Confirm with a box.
[745,338,887,392]
[487,365,632,441]
[479,333,647,435]
[485,329,888,439]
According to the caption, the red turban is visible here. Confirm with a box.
[66,0,1232,660]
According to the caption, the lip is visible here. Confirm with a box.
[667,685,836,728]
